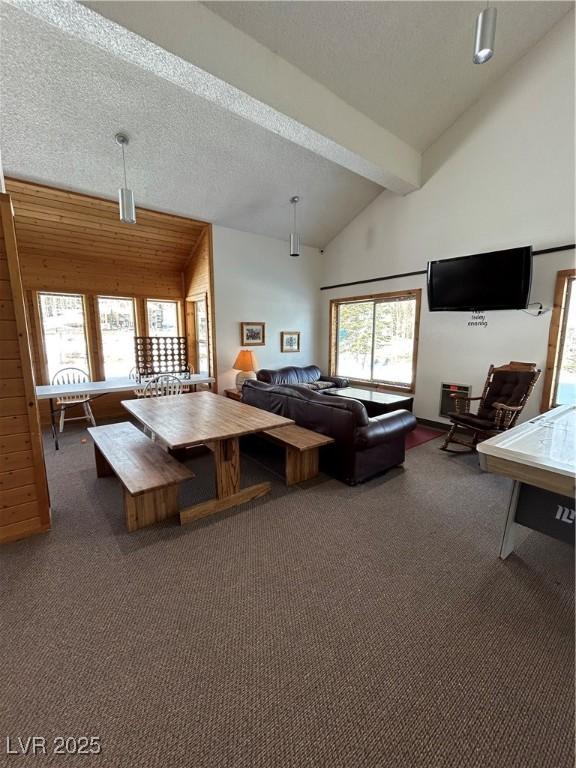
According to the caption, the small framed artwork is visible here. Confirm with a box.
[241,322,266,346]
[281,331,300,353]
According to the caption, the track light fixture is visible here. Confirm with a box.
[473,3,497,64]
[115,133,136,224]
[289,196,300,258]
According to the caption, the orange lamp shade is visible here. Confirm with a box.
[233,349,258,372]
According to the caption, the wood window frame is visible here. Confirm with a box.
[186,291,210,375]
[95,295,139,380]
[329,288,421,394]
[31,291,184,385]
[35,290,93,383]
[541,269,576,411]
[144,297,183,338]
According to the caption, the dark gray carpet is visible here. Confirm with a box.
[1,425,573,768]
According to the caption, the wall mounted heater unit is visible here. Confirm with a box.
[440,382,472,418]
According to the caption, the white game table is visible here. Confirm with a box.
[477,405,575,558]
[36,374,215,450]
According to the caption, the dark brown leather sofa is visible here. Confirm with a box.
[243,380,417,485]
[257,364,349,391]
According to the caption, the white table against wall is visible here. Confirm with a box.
[36,375,215,450]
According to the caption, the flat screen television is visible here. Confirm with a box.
[427,246,532,311]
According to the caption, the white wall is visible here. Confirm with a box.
[320,13,575,422]
[212,225,321,391]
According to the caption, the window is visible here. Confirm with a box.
[330,290,421,390]
[97,296,136,379]
[194,298,209,373]
[542,270,576,410]
[146,299,179,337]
[38,292,90,382]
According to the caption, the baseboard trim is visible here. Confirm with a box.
[416,417,449,431]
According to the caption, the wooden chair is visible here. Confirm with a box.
[142,375,184,441]
[143,375,183,398]
[129,366,147,398]
[52,367,96,433]
[441,361,541,452]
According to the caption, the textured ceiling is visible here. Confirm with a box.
[206,1,572,151]
[0,3,381,248]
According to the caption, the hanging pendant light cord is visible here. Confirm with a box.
[121,143,128,188]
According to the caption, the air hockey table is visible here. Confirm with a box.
[477,404,575,559]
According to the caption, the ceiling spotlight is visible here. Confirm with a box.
[115,133,136,224]
[289,196,300,258]
[473,4,497,64]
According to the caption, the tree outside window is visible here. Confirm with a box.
[97,297,136,379]
[331,290,420,390]
[38,293,90,382]
[146,300,179,337]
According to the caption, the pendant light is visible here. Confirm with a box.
[115,132,136,224]
[473,3,497,64]
[289,196,300,257]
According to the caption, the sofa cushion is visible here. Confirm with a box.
[244,380,370,426]
[257,365,322,386]
[309,381,335,391]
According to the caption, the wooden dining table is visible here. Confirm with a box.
[122,391,293,524]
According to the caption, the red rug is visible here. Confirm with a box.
[406,425,446,450]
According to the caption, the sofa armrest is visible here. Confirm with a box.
[355,410,417,449]
[319,375,349,388]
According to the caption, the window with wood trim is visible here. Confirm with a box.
[38,292,90,382]
[541,269,576,410]
[330,290,421,391]
[97,296,136,379]
[146,299,179,337]
[34,292,184,384]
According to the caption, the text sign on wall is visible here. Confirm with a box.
[468,312,488,328]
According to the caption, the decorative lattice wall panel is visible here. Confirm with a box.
[134,337,189,377]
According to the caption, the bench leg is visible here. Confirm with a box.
[94,444,114,478]
[285,446,319,486]
[123,486,179,532]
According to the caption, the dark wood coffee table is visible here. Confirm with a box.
[328,387,414,417]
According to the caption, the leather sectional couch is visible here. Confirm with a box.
[242,380,417,485]
[257,364,349,391]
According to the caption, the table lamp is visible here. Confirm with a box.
[233,349,259,389]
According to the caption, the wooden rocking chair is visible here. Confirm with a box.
[441,361,541,452]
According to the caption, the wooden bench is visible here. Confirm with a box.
[88,422,194,532]
[261,424,334,485]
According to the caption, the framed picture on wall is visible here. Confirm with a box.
[281,331,300,353]
[241,322,266,346]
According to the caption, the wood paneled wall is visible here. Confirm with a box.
[4,180,215,424]
[0,193,51,544]
[20,256,183,300]
[22,267,184,423]
[183,227,217,390]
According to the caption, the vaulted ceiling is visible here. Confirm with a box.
[206,1,571,151]
[1,0,571,248]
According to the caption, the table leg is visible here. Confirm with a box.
[49,398,59,451]
[499,481,529,559]
[180,436,271,524]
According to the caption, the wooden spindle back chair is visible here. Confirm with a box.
[52,367,96,433]
[441,361,541,452]
[143,375,184,398]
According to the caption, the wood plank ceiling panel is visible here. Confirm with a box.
[5,178,207,272]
